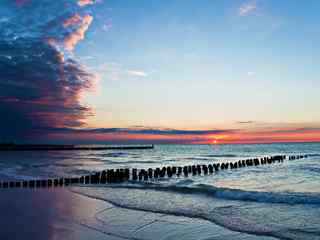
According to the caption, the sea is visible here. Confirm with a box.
[0,142,320,239]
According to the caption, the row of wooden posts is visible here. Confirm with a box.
[0,154,307,189]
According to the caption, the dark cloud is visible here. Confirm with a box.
[237,121,255,124]
[118,128,235,135]
[0,1,96,141]
[32,127,237,144]
[265,127,320,134]
[45,126,236,135]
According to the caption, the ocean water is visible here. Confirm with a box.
[1,143,320,239]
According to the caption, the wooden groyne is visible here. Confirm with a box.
[0,144,154,151]
[0,154,308,189]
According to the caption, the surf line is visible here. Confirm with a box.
[0,154,307,189]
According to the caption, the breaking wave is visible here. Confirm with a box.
[101,182,320,205]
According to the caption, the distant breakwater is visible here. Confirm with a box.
[0,154,307,189]
[0,144,154,151]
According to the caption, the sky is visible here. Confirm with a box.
[1,0,320,144]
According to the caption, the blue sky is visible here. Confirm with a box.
[77,0,320,128]
[1,0,320,143]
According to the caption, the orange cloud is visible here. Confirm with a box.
[77,0,94,7]
[63,13,82,27]
[63,14,93,51]
[207,127,320,144]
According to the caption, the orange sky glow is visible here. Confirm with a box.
[47,126,320,144]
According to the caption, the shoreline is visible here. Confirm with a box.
[0,187,278,240]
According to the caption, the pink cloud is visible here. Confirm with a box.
[77,0,94,7]
[63,13,82,27]
[63,14,93,51]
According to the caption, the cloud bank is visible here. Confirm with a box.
[36,125,320,144]
[0,0,97,141]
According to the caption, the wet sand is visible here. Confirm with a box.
[0,187,278,240]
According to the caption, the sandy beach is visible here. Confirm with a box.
[0,187,277,240]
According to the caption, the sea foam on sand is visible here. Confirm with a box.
[0,188,276,240]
